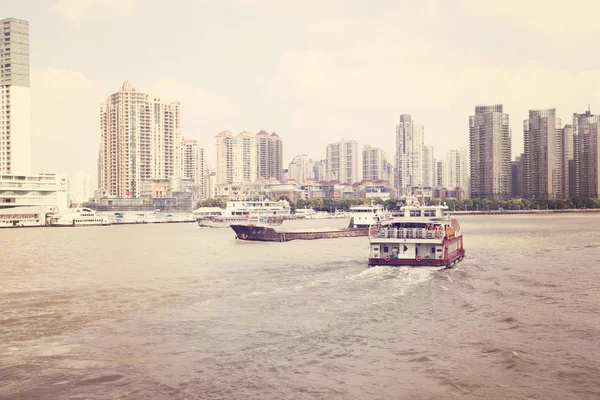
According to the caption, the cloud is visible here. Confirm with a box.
[260,5,600,162]
[51,0,135,20]
[148,79,241,156]
[31,68,105,178]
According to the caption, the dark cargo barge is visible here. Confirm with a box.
[231,224,369,242]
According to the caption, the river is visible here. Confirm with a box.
[1,214,599,399]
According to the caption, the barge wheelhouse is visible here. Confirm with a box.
[368,204,465,268]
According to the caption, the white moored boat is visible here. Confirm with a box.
[196,199,290,228]
[368,202,465,268]
[50,208,110,227]
[348,204,388,228]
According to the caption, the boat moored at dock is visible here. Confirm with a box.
[50,208,110,227]
[196,199,290,228]
[368,203,465,268]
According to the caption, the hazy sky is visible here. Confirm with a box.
[4,0,600,180]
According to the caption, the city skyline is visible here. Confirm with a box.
[5,1,600,181]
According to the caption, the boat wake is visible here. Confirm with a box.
[346,266,437,296]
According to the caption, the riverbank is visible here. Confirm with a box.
[451,208,600,215]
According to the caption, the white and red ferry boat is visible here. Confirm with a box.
[368,202,465,268]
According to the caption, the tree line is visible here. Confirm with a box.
[196,196,600,212]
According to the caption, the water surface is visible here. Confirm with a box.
[1,215,599,399]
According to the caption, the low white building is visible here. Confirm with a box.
[0,173,69,226]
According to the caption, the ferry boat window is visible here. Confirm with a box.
[383,246,388,253]
[431,246,435,254]
[410,210,421,217]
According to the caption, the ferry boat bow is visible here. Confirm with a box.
[368,204,465,268]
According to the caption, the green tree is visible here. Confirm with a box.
[277,195,295,212]
[195,197,227,209]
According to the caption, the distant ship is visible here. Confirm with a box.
[49,208,110,227]
[196,199,290,228]
[230,204,387,241]
[367,202,465,268]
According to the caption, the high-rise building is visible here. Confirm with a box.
[313,159,326,182]
[446,148,469,190]
[395,114,424,191]
[469,104,511,200]
[573,110,600,198]
[215,130,257,185]
[0,18,30,175]
[68,171,92,204]
[179,138,205,197]
[561,124,575,199]
[362,145,394,184]
[288,154,314,184]
[511,155,524,198]
[435,159,446,188]
[523,109,563,199]
[422,146,435,188]
[326,139,359,184]
[257,130,283,180]
[99,81,181,198]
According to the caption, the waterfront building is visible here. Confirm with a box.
[422,146,435,188]
[313,159,326,182]
[573,110,600,198]
[178,137,206,199]
[469,104,511,200]
[362,145,394,185]
[326,139,359,184]
[99,81,181,198]
[0,173,68,211]
[0,18,30,175]
[435,159,446,188]
[561,125,575,199]
[257,131,283,180]
[446,148,469,191]
[215,130,257,185]
[511,155,524,198]
[395,114,424,191]
[68,171,92,204]
[523,109,563,199]
[288,154,314,184]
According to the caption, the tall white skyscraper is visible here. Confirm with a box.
[215,130,257,184]
[446,148,469,190]
[523,109,563,199]
[326,139,359,184]
[288,154,314,184]
[0,18,30,175]
[469,104,511,200]
[435,159,447,188]
[396,114,424,191]
[257,130,283,180]
[362,145,394,185]
[179,137,205,187]
[99,81,181,198]
[68,171,92,204]
[573,110,600,198]
[313,160,326,182]
[422,146,435,187]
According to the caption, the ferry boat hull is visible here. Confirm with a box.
[231,224,369,242]
[368,246,465,268]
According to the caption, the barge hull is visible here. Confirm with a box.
[231,224,368,242]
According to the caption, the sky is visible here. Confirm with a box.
[4,0,600,181]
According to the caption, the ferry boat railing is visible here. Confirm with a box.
[371,228,444,240]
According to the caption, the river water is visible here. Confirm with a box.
[1,215,599,399]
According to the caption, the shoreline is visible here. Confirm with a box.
[450,209,600,215]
